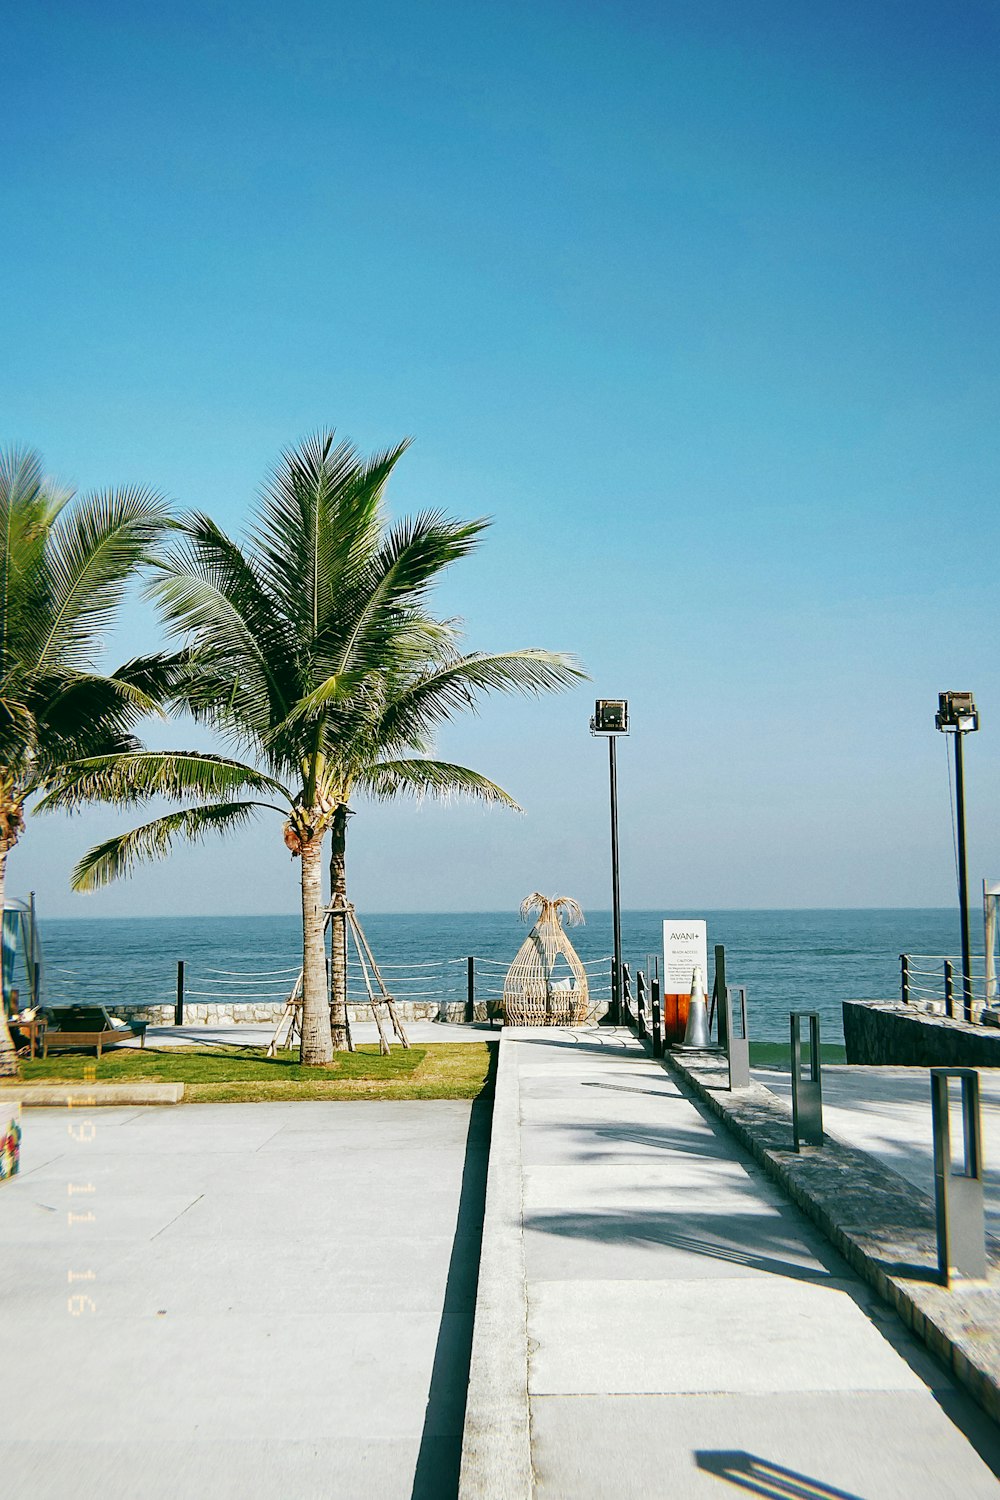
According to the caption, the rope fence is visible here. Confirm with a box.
[41,950,615,1021]
[900,951,998,1019]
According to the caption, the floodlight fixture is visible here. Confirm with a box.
[591,699,629,736]
[591,699,628,1025]
[936,691,979,734]
[935,691,980,1021]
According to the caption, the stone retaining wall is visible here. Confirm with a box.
[105,999,604,1027]
[113,999,448,1025]
[843,999,1000,1066]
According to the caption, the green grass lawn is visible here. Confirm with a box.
[748,1041,847,1067]
[7,1041,495,1102]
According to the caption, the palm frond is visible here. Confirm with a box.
[252,432,409,644]
[70,801,266,890]
[369,649,588,753]
[37,751,292,812]
[0,446,70,686]
[266,670,368,738]
[149,512,298,732]
[35,486,172,671]
[328,513,489,679]
[357,757,522,809]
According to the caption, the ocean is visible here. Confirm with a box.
[30,907,970,1045]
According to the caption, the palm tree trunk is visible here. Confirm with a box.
[0,853,20,1079]
[329,805,350,1051]
[298,837,333,1066]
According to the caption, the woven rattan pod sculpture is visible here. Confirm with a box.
[503,893,590,1026]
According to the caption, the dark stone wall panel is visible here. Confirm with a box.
[843,1000,1000,1066]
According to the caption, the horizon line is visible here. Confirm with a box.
[36,904,964,920]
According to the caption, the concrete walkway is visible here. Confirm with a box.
[491,1029,1000,1498]
[1,1096,488,1499]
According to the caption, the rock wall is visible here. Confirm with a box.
[106,998,611,1027]
[843,999,1000,1066]
[113,999,445,1025]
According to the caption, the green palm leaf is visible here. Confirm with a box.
[367,649,587,754]
[357,757,522,809]
[71,802,267,890]
[35,486,172,671]
[37,750,292,812]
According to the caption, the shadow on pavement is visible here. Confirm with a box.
[523,1208,838,1284]
[695,1449,863,1499]
[410,1046,497,1500]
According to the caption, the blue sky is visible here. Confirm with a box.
[3,0,999,917]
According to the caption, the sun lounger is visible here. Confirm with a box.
[42,1028,131,1059]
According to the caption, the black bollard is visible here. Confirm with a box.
[790,1012,823,1149]
[725,985,750,1089]
[931,1068,987,1284]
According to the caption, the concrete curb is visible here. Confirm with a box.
[665,1049,1000,1424]
[0,1083,184,1106]
[458,1035,532,1499]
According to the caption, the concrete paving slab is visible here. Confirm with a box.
[0,1437,435,1500]
[527,1277,930,1395]
[523,1206,839,1283]
[5,1307,466,1440]
[523,1160,789,1208]
[530,1391,1000,1499]
[161,1181,464,1241]
[2,1098,487,1499]
[519,1121,750,1168]
[97,1232,480,1317]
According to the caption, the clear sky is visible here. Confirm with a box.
[3,0,998,918]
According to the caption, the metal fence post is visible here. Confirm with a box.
[944,959,954,1020]
[713,943,728,1051]
[790,1011,823,1149]
[651,975,663,1058]
[900,954,910,1005]
[175,960,185,1026]
[465,956,475,1023]
[622,964,632,1026]
[930,1068,987,1284]
[725,985,750,1089]
[636,970,647,1039]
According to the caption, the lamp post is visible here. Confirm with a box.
[591,699,628,1025]
[936,691,979,1023]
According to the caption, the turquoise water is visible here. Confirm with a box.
[34,908,967,1044]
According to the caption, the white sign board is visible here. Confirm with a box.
[662,920,708,994]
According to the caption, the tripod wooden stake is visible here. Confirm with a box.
[267,901,410,1058]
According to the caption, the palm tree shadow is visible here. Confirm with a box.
[695,1450,864,1500]
[524,1209,838,1283]
[410,1046,497,1500]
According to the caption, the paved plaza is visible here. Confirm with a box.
[1,1097,488,1499]
[6,1034,1000,1497]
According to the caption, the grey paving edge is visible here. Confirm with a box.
[666,1049,1000,1424]
[458,1035,533,1500]
[0,1082,184,1106]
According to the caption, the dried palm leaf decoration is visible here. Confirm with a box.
[503,893,590,1025]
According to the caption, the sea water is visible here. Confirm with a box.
[33,908,967,1045]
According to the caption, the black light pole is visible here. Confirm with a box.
[608,734,622,1023]
[936,691,979,1023]
[592,699,628,1025]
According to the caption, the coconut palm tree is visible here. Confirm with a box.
[43,432,585,1063]
[0,446,173,1076]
